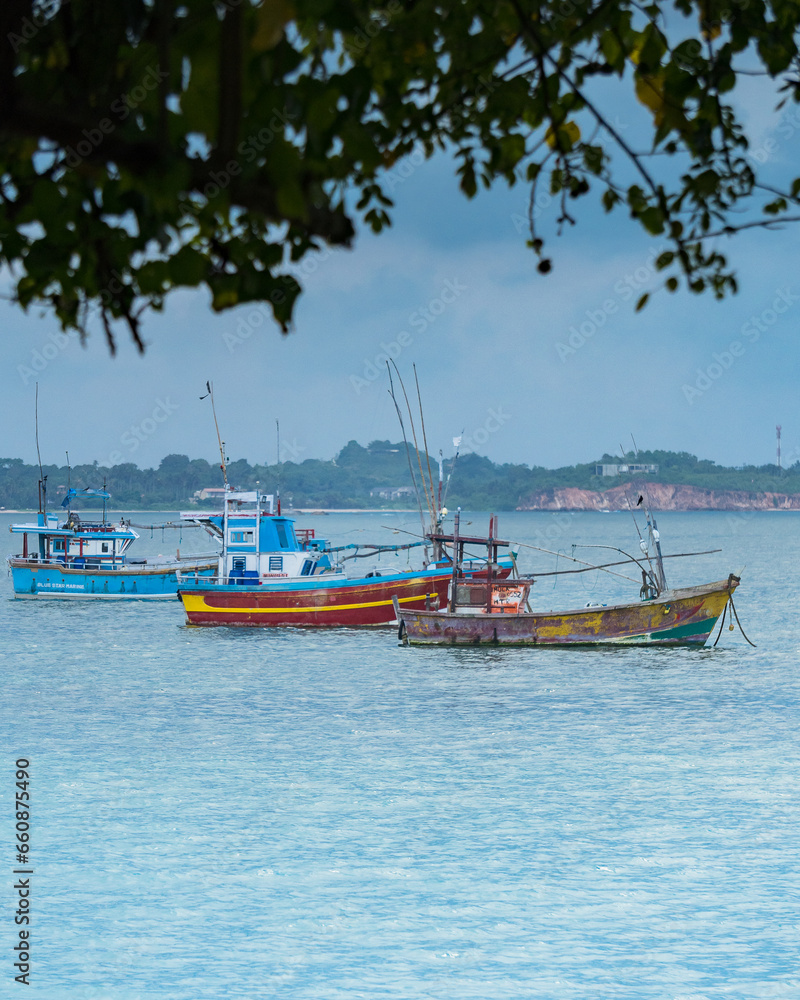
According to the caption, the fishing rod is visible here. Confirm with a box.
[512,540,721,585]
[522,548,721,580]
[324,540,428,561]
[388,522,720,586]
[413,364,437,519]
[571,542,659,590]
[388,361,436,523]
[387,364,431,557]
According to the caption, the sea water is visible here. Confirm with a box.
[0,509,797,999]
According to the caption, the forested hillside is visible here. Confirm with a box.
[1,444,797,511]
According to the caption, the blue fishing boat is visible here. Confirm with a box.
[177,488,451,626]
[7,487,217,599]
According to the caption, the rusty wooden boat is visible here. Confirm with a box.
[392,510,743,648]
[393,575,740,647]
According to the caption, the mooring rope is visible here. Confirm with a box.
[729,593,756,647]
[713,584,755,648]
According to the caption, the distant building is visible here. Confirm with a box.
[596,463,659,477]
[193,487,229,501]
[369,486,416,500]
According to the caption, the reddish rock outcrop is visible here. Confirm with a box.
[516,481,800,511]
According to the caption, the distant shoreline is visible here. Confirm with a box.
[3,505,800,516]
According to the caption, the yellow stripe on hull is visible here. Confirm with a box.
[180,590,439,615]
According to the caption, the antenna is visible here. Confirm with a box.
[441,431,463,510]
[777,424,782,471]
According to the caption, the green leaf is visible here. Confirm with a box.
[168,245,208,286]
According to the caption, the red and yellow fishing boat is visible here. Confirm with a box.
[181,569,449,627]
[175,486,456,627]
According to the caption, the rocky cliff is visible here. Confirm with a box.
[517,481,800,511]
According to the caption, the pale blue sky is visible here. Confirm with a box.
[2,66,798,474]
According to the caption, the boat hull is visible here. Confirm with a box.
[396,577,739,647]
[8,558,217,599]
[178,571,450,626]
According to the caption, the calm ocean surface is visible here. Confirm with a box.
[1,509,798,999]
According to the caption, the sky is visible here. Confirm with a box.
[2,58,800,477]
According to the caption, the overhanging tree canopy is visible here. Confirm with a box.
[1,0,799,351]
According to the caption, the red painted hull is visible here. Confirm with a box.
[179,572,450,627]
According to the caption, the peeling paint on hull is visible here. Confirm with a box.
[397,578,739,647]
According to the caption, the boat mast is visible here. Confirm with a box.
[647,509,667,593]
[629,435,667,592]
[35,383,47,523]
[275,418,281,514]
[449,508,461,612]
[202,381,230,581]
[202,381,229,491]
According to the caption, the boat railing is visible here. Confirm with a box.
[178,571,259,587]
[11,553,112,568]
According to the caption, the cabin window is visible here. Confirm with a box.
[230,530,254,544]
[102,543,109,553]
[275,521,289,548]
[269,556,283,571]
[300,560,314,576]
[53,539,64,551]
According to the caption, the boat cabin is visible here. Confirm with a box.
[9,510,138,568]
[181,490,336,584]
